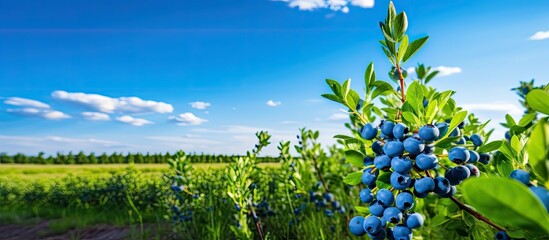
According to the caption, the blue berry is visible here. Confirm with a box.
[438,185,457,198]
[360,188,374,203]
[494,230,510,240]
[413,187,428,198]
[414,177,435,194]
[468,150,479,163]
[449,147,470,163]
[381,121,396,137]
[390,172,413,190]
[423,144,435,154]
[415,153,438,170]
[368,229,387,240]
[369,200,386,217]
[479,153,491,164]
[384,140,405,157]
[470,134,484,146]
[324,209,334,217]
[504,131,511,141]
[403,137,425,155]
[509,169,530,185]
[372,141,385,155]
[466,164,480,177]
[406,213,424,229]
[449,127,460,137]
[433,177,451,195]
[530,186,549,212]
[423,99,429,108]
[453,166,471,181]
[383,207,403,223]
[364,156,374,166]
[361,123,379,140]
[362,167,378,186]
[393,224,413,240]
[395,191,414,211]
[377,189,395,207]
[374,155,392,171]
[456,137,466,144]
[393,123,408,139]
[349,216,366,236]
[331,201,340,209]
[363,215,383,235]
[436,122,449,138]
[391,156,413,174]
[323,192,335,202]
[418,125,440,142]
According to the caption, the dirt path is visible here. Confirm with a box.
[0,221,163,240]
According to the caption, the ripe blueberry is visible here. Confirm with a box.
[384,140,405,157]
[494,231,510,240]
[390,172,413,190]
[369,200,386,217]
[406,213,424,229]
[391,156,413,174]
[392,224,412,239]
[465,164,480,177]
[372,141,385,155]
[470,134,484,147]
[349,216,366,236]
[418,125,440,142]
[363,215,383,235]
[438,185,457,198]
[360,188,374,203]
[403,137,425,155]
[468,150,479,163]
[374,155,392,171]
[415,153,438,170]
[393,123,409,139]
[364,156,374,166]
[433,177,451,195]
[395,191,414,211]
[381,120,396,137]
[530,186,549,212]
[414,177,435,194]
[449,147,470,163]
[361,123,378,140]
[509,169,530,185]
[377,189,395,207]
[479,153,491,164]
[383,207,403,223]
[436,122,449,138]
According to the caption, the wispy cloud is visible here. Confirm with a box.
[266,100,282,107]
[190,101,211,110]
[52,90,173,114]
[116,115,153,126]
[169,112,208,126]
[460,103,523,115]
[328,113,349,121]
[0,135,127,154]
[4,97,50,109]
[82,112,110,121]
[529,30,549,40]
[7,108,71,120]
[275,0,373,13]
[407,66,462,77]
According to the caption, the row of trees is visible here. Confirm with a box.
[0,152,280,164]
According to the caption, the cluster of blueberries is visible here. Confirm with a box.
[349,120,490,239]
[170,205,192,222]
[309,184,346,218]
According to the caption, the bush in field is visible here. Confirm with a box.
[322,2,549,239]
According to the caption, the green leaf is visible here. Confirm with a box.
[325,79,341,97]
[397,35,408,63]
[499,141,517,161]
[518,113,537,127]
[393,12,408,41]
[354,206,370,215]
[364,62,375,91]
[424,70,439,84]
[376,172,392,189]
[321,94,341,103]
[477,140,503,153]
[346,90,360,110]
[371,81,394,99]
[527,120,549,181]
[402,36,429,63]
[462,177,549,234]
[445,110,467,138]
[343,171,363,185]
[406,81,424,115]
[496,159,514,177]
[505,114,516,127]
[402,111,422,126]
[527,89,549,115]
[345,150,365,168]
[380,22,396,43]
[381,47,395,65]
[425,99,439,124]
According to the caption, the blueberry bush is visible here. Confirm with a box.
[322,2,549,239]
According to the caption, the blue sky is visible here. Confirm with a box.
[1,0,548,155]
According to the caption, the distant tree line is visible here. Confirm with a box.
[0,152,280,164]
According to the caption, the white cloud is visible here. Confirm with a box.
[529,31,549,40]
[52,90,173,114]
[169,112,208,126]
[4,97,50,109]
[0,135,127,154]
[276,0,373,13]
[328,113,349,121]
[190,101,211,110]
[116,115,153,126]
[460,103,523,115]
[406,66,461,77]
[266,100,282,107]
[7,108,71,120]
[82,112,110,121]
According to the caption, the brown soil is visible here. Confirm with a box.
[0,221,164,240]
